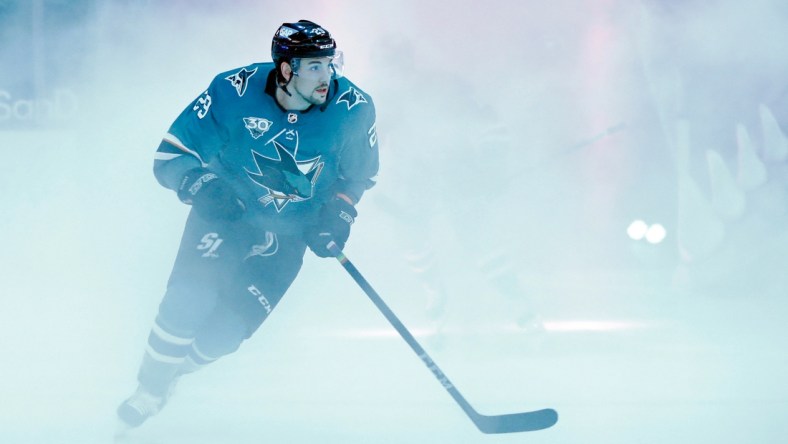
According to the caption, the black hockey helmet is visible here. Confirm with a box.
[271,20,336,65]
[271,20,341,92]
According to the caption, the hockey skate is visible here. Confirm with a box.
[116,385,169,430]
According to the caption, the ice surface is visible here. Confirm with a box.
[1,1,787,443]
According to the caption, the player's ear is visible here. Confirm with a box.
[279,61,293,81]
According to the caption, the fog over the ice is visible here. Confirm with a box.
[2,1,787,443]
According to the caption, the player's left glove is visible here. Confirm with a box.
[177,167,246,222]
[304,195,357,257]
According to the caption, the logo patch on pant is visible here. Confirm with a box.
[247,285,272,314]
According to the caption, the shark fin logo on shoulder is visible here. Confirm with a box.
[226,67,258,97]
[336,86,367,110]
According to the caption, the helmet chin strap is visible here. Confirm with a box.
[280,83,293,97]
[278,74,294,97]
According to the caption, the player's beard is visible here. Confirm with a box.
[295,82,329,106]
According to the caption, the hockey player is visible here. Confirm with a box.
[117,20,378,429]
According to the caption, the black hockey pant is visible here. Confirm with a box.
[136,210,306,395]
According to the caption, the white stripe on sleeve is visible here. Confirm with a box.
[154,152,182,161]
[162,133,206,166]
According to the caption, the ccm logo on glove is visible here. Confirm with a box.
[177,167,246,222]
[305,195,358,257]
[338,210,355,225]
[182,172,218,201]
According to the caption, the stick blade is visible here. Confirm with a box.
[474,408,558,433]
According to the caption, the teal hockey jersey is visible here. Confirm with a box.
[153,63,379,235]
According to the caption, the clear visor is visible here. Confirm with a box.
[293,50,344,80]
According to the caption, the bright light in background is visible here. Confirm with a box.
[541,320,650,332]
[627,219,649,240]
[327,320,653,338]
[645,223,667,244]
[627,220,667,244]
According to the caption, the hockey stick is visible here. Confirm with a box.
[327,242,558,433]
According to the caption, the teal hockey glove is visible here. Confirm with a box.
[305,195,357,257]
[177,167,246,222]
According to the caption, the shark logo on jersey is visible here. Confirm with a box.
[243,117,273,139]
[336,86,367,110]
[225,67,257,97]
[244,141,324,212]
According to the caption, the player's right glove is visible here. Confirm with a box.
[304,195,357,257]
[177,167,246,222]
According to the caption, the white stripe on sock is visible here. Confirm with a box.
[145,345,186,365]
[191,343,218,363]
[152,322,194,346]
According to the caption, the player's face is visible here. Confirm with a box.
[291,56,334,105]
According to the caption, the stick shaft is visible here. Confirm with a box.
[327,243,558,433]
